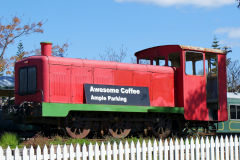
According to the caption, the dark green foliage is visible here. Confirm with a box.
[211,36,221,49]
[17,41,24,56]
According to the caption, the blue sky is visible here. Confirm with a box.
[1,0,240,62]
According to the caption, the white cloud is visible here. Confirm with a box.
[115,0,235,7]
[221,40,240,48]
[215,27,240,39]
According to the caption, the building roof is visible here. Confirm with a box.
[227,92,240,99]
[0,76,14,89]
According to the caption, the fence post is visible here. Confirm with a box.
[230,135,234,160]
[107,142,112,160]
[36,146,41,160]
[130,141,136,160]
[88,143,94,160]
[190,137,195,160]
[159,139,163,160]
[200,137,205,160]
[76,144,81,160]
[180,138,184,160]
[206,137,210,160]
[164,139,169,160]
[95,142,100,160]
[239,136,240,160]
[169,138,174,160]
[69,144,75,160]
[225,136,229,160]
[14,147,20,160]
[234,135,238,160]
[50,145,55,160]
[63,144,68,160]
[185,138,190,160]
[23,146,29,160]
[147,140,153,160]
[29,146,35,160]
[124,141,130,160]
[6,146,12,160]
[43,145,48,160]
[215,136,219,160]
[82,143,88,160]
[153,139,158,160]
[0,147,3,160]
[56,144,62,160]
[142,140,147,160]
[119,141,124,160]
[210,136,215,160]
[174,138,179,160]
[195,137,200,160]
[113,142,118,160]
[220,136,224,160]
[136,140,141,160]
[100,142,106,160]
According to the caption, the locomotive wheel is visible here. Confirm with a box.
[109,128,131,139]
[108,117,131,138]
[152,116,172,138]
[65,114,91,139]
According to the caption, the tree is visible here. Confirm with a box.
[5,41,29,75]
[238,0,240,8]
[211,36,240,92]
[211,36,221,49]
[227,60,240,92]
[0,16,43,60]
[0,16,43,74]
[222,46,232,66]
[0,17,69,75]
[98,45,127,62]
[52,43,69,57]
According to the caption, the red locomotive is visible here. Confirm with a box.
[9,42,227,138]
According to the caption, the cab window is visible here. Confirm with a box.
[230,105,240,120]
[19,66,37,95]
[168,52,180,67]
[185,52,204,75]
[153,56,165,66]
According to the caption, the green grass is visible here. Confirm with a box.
[0,132,210,149]
[0,132,19,149]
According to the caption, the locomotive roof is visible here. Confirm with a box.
[135,45,225,57]
[21,55,174,74]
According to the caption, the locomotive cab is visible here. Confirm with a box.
[135,45,227,122]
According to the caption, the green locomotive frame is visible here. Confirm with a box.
[42,102,184,117]
[217,92,240,133]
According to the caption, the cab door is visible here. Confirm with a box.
[205,53,219,121]
[183,51,208,121]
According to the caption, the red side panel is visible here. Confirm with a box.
[71,67,93,104]
[93,68,114,85]
[49,65,71,103]
[218,54,228,121]
[184,75,208,120]
[114,70,133,85]
[151,72,175,107]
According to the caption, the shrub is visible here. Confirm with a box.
[0,132,19,148]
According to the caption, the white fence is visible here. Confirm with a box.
[0,135,240,160]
